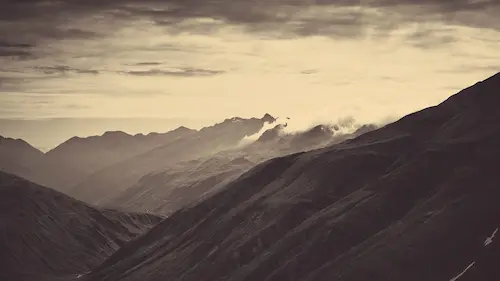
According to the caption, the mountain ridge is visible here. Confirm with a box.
[0,114,276,197]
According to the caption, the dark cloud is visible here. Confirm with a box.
[121,67,224,77]
[405,25,458,48]
[0,0,499,55]
[35,66,99,75]
[134,62,163,66]
[0,49,33,59]
[0,41,35,48]
[0,40,35,59]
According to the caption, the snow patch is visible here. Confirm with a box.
[484,227,498,247]
[450,262,475,281]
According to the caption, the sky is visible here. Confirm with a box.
[1,0,499,150]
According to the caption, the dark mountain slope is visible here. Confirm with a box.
[84,73,500,281]
[0,136,44,182]
[0,171,162,281]
[69,114,276,204]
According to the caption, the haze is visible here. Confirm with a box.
[1,0,499,150]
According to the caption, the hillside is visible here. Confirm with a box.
[68,114,277,204]
[0,136,44,182]
[84,73,500,281]
[0,171,162,281]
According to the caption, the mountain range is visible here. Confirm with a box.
[1,112,376,214]
[0,72,499,281]
[0,114,275,197]
[81,72,500,281]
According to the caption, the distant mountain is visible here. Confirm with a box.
[0,171,162,281]
[0,136,44,181]
[67,114,277,204]
[100,119,377,215]
[34,126,197,191]
[84,73,500,281]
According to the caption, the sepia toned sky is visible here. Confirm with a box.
[1,0,499,150]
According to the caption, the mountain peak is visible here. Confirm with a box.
[261,113,276,123]
[102,131,130,138]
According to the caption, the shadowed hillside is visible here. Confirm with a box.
[84,73,500,281]
[0,171,162,281]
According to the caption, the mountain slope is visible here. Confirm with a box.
[103,122,377,215]
[85,73,500,281]
[0,136,44,182]
[69,114,276,204]
[0,171,162,281]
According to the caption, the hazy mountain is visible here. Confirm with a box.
[0,126,197,194]
[83,73,500,281]
[0,171,162,281]
[0,117,201,153]
[100,119,377,215]
[67,114,277,204]
[36,126,197,191]
[0,136,44,181]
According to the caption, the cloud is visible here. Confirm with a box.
[35,66,99,75]
[134,62,163,66]
[1,0,499,47]
[121,67,225,77]
[0,49,33,59]
[0,40,35,59]
[442,64,500,74]
[404,25,458,48]
[0,41,35,48]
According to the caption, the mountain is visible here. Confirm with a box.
[0,126,196,194]
[101,121,377,215]
[0,136,44,182]
[0,171,162,281]
[33,126,197,191]
[84,73,500,281]
[104,155,256,215]
[67,114,277,204]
